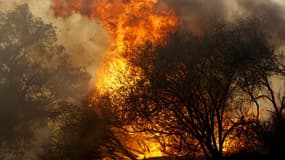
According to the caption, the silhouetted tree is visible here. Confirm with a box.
[119,19,275,159]
[242,46,285,158]
[0,5,90,158]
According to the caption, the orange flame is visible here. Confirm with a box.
[52,0,178,158]
[52,0,178,92]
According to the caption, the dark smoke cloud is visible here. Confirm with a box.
[237,0,285,45]
[165,0,285,46]
[3,0,284,63]
[165,0,227,33]
[163,0,285,100]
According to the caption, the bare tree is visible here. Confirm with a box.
[241,46,285,158]
[119,19,275,159]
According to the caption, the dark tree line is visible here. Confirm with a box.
[1,4,285,160]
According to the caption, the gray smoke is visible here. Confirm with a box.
[237,0,285,45]
[164,0,285,120]
[3,0,284,67]
[0,0,109,80]
[165,0,227,32]
[0,0,285,159]
[165,0,285,46]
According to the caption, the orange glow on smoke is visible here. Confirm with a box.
[52,0,178,92]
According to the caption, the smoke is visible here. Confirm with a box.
[164,0,285,120]
[165,0,228,33]
[237,0,285,45]
[0,1,106,159]
[53,14,109,75]
[23,126,49,160]
[6,0,281,73]
[0,0,285,158]
[1,0,284,76]
[165,0,285,46]
[0,0,109,78]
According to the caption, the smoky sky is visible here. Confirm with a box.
[164,0,227,32]
[1,0,285,73]
[237,0,285,45]
[0,0,109,81]
[165,0,285,46]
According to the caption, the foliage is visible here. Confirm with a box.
[0,4,90,157]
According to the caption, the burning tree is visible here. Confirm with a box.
[52,0,178,93]
[117,19,276,159]
[2,1,285,160]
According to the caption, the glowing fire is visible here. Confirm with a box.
[137,142,163,159]
[52,0,177,92]
[125,132,164,159]
[52,0,177,158]
[51,0,254,157]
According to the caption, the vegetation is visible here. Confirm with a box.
[0,5,90,159]
[1,4,285,160]
[119,20,278,159]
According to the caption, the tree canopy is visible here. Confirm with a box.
[0,4,90,158]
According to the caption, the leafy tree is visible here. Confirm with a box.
[0,4,90,157]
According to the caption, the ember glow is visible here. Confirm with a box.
[52,0,178,92]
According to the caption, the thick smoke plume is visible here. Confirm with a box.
[2,0,284,72]
[0,0,109,79]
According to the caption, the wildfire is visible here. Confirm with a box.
[51,0,256,158]
[125,132,164,159]
[52,0,177,158]
[52,0,178,92]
